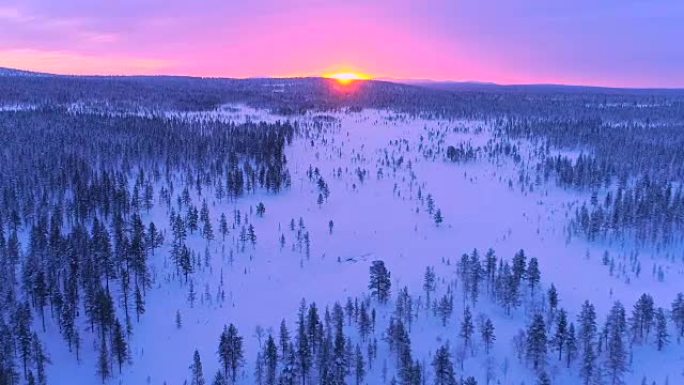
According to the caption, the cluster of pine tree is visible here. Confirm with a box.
[501,112,684,245]
[572,176,684,244]
[0,106,294,384]
[220,250,683,385]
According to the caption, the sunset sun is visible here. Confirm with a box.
[323,72,372,85]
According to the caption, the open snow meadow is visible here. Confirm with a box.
[1,74,684,385]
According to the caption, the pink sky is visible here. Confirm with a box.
[1,0,682,87]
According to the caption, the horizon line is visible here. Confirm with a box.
[2,65,683,92]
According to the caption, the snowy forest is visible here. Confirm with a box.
[1,69,683,385]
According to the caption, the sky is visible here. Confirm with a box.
[0,0,682,87]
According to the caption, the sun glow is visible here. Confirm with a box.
[324,72,372,85]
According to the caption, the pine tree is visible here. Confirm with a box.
[423,266,436,305]
[432,344,456,385]
[97,340,110,384]
[188,280,196,307]
[512,249,527,285]
[565,322,578,368]
[180,245,193,282]
[481,318,495,354]
[547,285,559,316]
[264,335,278,385]
[672,293,684,337]
[279,320,291,358]
[254,352,264,385]
[605,302,627,385]
[525,314,547,371]
[220,214,229,241]
[552,309,568,361]
[14,302,33,379]
[147,221,163,254]
[526,257,541,295]
[33,270,48,332]
[135,284,145,322]
[433,209,443,226]
[655,307,669,351]
[497,262,519,314]
[31,333,49,385]
[27,371,36,385]
[112,318,128,373]
[459,307,474,352]
[296,309,311,385]
[484,248,497,287]
[354,344,365,385]
[212,371,227,385]
[279,349,298,385]
[577,300,597,381]
[630,293,655,343]
[369,260,391,303]
[580,340,596,385]
[203,218,214,242]
[358,302,372,340]
[218,324,244,383]
[0,318,19,385]
[247,224,257,245]
[467,251,482,305]
[256,202,266,217]
[437,294,453,326]
[537,372,551,385]
[190,350,206,385]
[332,318,348,385]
